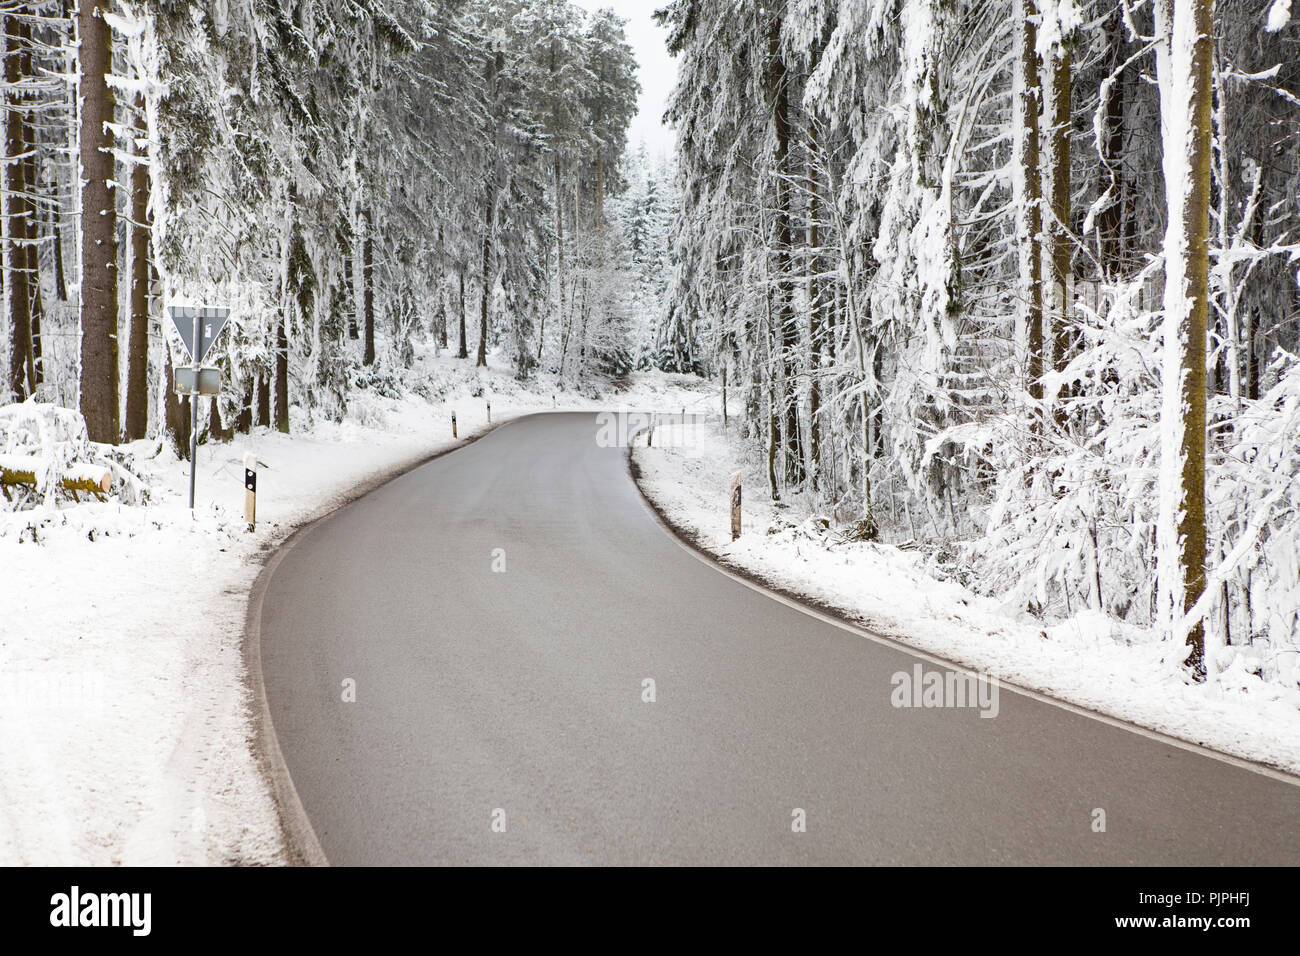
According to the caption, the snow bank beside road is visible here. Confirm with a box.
[0,366,715,865]
[632,420,1300,779]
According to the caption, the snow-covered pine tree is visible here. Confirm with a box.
[661,0,1300,681]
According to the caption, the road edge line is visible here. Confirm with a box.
[242,416,513,866]
[626,443,1300,788]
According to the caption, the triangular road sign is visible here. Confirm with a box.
[169,305,232,363]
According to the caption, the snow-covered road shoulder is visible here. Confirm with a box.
[0,368,715,866]
[631,419,1300,780]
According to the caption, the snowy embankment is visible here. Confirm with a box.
[0,361,715,866]
[632,419,1300,778]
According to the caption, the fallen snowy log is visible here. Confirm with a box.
[0,403,126,507]
[0,454,113,498]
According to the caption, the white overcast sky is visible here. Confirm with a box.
[570,0,678,160]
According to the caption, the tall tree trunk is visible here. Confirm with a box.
[1016,0,1045,430]
[235,380,253,433]
[123,94,151,440]
[1044,37,1072,428]
[6,10,33,400]
[344,245,357,340]
[1097,9,1127,281]
[256,373,270,427]
[546,161,565,364]
[871,343,884,461]
[456,268,467,358]
[765,286,781,501]
[1155,0,1212,682]
[275,314,290,433]
[809,203,822,489]
[477,49,499,371]
[436,282,448,347]
[77,0,120,443]
[477,195,492,368]
[52,198,66,302]
[1244,191,1263,401]
[576,277,589,374]
[163,345,190,459]
[769,14,803,486]
[435,226,448,348]
[1211,39,1238,406]
[768,370,780,502]
[21,16,41,387]
[362,209,375,365]
[209,396,230,442]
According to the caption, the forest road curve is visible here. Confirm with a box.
[257,412,1300,865]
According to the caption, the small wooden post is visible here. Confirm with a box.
[244,452,258,531]
[452,412,458,439]
[730,471,742,541]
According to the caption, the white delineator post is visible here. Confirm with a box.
[730,471,742,541]
[244,452,257,531]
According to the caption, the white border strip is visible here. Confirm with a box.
[627,442,1300,789]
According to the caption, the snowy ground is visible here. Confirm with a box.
[0,357,716,866]
[632,419,1300,778]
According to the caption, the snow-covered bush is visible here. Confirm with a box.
[347,354,407,400]
[345,392,390,431]
[0,403,149,511]
[960,284,1300,687]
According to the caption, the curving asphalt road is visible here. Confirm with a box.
[257,412,1300,865]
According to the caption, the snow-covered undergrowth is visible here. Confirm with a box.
[0,359,715,865]
[0,403,149,516]
[633,419,1300,777]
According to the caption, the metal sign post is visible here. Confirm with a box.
[189,311,200,509]
[168,305,232,510]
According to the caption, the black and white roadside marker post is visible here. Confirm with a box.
[452,412,458,438]
[487,401,491,423]
[169,304,231,510]
[244,453,258,531]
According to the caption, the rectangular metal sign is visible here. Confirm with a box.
[174,366,222,396]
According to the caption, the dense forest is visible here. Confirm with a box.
[657,0,1300,679]
[1,0,671,452]
[2,0,1297,682]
